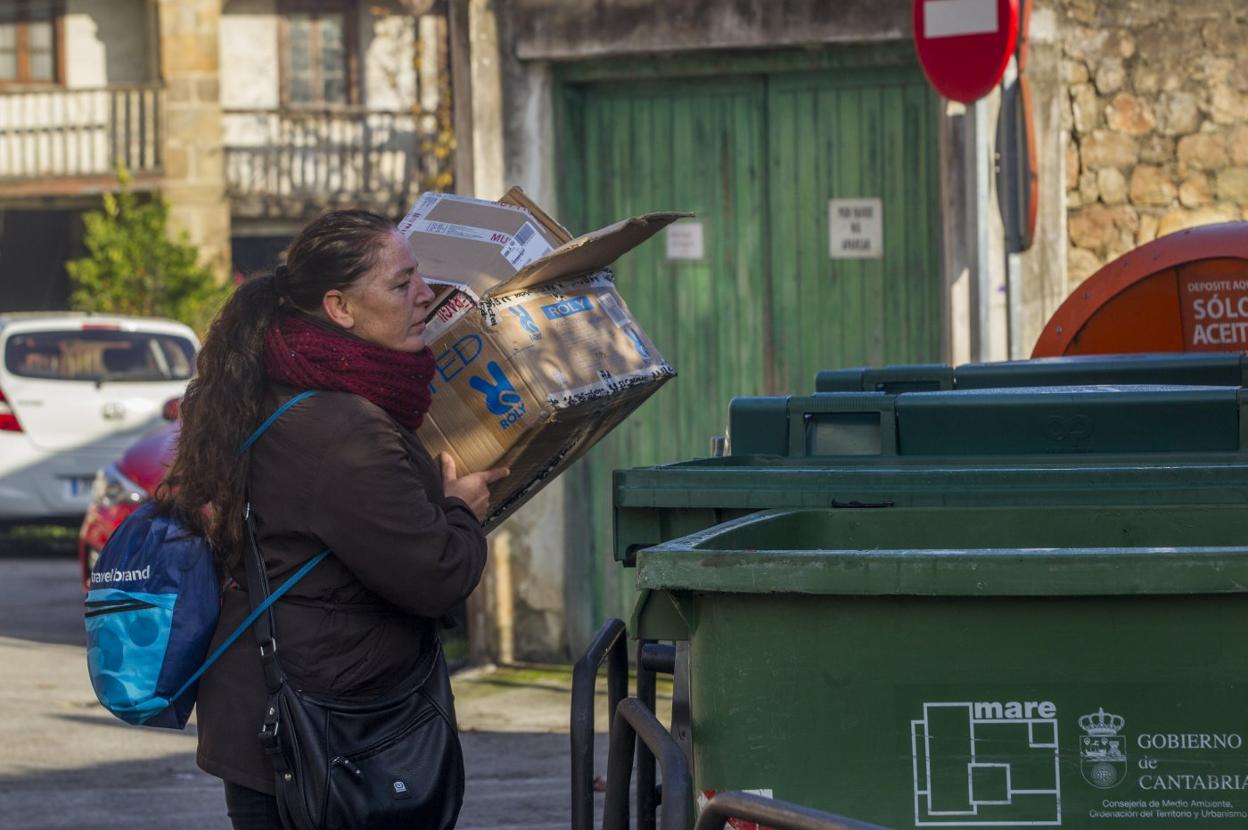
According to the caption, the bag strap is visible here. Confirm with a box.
[172,390,327,703]
[237,390,328,694]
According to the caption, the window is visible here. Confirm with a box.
[280,1,356,106]
[5,330,196,383]
[0,1,62,85]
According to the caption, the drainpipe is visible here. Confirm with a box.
[973,98,994,362]
[1002,57,1026,359]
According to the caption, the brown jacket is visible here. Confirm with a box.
[195,387,487,794]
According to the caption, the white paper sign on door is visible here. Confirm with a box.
[666,221,705,261]
[829,199,884,260]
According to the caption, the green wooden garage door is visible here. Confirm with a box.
[557,53,943,636]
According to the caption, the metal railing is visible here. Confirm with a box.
[695,792,894,830]
[224,106,447,219]
[574,619,895,830]
[0,83,163,181]
[570,617,630,830]
[603,698,694,830]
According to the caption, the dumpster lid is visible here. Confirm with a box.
[636,506,1248,597]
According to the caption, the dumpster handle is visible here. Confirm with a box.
[829,499,895,509]
[571,618,630,830]
[603,697,693,830]
[694,791,893,830]
[640,642,676,674]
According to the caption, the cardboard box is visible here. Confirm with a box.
[399,189,683,528]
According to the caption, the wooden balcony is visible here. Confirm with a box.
[224,107,448,221]
[0,83,164,201]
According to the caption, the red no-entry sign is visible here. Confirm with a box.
[914,0,1019,104]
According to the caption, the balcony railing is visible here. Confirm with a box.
[0,83,163,189]
[224,107,447,220]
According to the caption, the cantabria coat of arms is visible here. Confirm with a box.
[1079,708,1127,789]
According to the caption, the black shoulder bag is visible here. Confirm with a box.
[242,501,465,830]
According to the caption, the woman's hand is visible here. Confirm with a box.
[440,453,509,522]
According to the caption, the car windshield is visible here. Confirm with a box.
[4,329,196,382]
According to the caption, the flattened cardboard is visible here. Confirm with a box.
[500,186,574,244]
[407,189,677,528]
[495,213,687,295]
[400,191,564,299]
[400,187,689,300]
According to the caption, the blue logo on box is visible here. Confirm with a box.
[625,328,651,360]
[541,296,593,321]
[509,306,542,341]
[430,334,484,395]
[468,361,526,430]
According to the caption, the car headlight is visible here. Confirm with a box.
[90,463,148,508]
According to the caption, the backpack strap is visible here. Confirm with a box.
[171,547,329,705]
[168,390,326,704]
[239,389,319,455]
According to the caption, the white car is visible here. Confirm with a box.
[0,313,198,524]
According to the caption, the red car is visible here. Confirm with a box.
[78,402,179,589]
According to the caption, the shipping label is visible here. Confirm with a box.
[425,292,475,343]
[398,191,530,237]
[597,292,631,328]
[397,191,445,235]
[405,218,553,273]
[500,222,554,270]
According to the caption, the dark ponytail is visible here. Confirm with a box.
[156,274,283,567]
[156,209,394,570]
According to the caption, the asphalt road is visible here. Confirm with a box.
[0,547,603,830]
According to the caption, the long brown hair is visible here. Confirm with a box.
[157,209,395,570]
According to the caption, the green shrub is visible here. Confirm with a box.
[66,168,230,336]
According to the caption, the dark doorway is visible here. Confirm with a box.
[232,235,293,281]
[0,209,81,311]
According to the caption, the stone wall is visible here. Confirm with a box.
[1057,0,1248,288]
[158,0,232,281]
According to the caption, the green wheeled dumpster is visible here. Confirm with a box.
[634,503,1248,829]
[615,385,1248,564]
[814,352,1248,393]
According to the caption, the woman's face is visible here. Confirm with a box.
[328,230,436,352]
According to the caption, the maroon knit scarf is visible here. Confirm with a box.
[263,313,435,431]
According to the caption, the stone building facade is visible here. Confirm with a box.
[0,0,449,306]
[1058,0,1248,286]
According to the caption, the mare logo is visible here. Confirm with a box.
[911,699,1061,827]
[1079,708,1127,789]
[468,361,526,429]
[509,306,542,341]
[541,296,593,321]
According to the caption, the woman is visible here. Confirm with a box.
[158,209,506,829]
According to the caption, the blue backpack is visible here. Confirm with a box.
[85,391,329,729]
